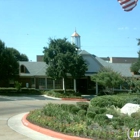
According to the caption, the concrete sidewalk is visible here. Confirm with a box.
[8,113,61,140]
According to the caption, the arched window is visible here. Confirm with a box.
[20,65,25,73]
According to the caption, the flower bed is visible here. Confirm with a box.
[27,94,140,140]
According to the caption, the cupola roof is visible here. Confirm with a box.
[71,31,80,37]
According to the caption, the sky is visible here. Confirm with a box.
[0,0,140,61]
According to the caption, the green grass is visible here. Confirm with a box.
[27,93,140,140]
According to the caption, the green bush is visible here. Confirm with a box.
[60,104,76,112]
[70,106,81,114]
[131,111,140,119]
[14,81,22,92]
[86,111,96,118]
[90,95,126,108]
[76,102,89,111]
[87,106,107,114]
[77,109,87,116]
[27,94,140,140]
[0,87,41,95]
[44,90,82,98]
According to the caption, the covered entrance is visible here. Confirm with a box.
[76,78,87,93]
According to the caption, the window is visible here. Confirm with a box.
[55,79,62,89]
[20,65,25,73]
[38,78,45,86]
[47,78,53,89]
[66,78,74,89]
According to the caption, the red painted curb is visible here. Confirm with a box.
[22,114,92,140]
[61,98,88,101]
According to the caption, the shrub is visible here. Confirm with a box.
[70,106,81,114]
[77,109,87,116]
[87,106,107,114]
[90,95,126,108]
[94,114,109,126]
[60,104,76,112]
[86,111,96,119]
[131,111,140,119]
[43,103,61,116]
[76,102,89,111]
[44,90,82,98]
[14,81,22,92]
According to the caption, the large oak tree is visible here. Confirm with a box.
[7,47,29,61]
[0,40,19,86]
[43,38,87,93]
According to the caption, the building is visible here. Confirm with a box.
[17,31,138,94]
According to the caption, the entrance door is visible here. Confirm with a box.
[76,79,87,93]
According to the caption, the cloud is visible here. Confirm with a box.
[133,27,137,30]
[118,26,129,30]
[118,27,139,30]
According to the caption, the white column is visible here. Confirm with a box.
[53,80,55,89]
[74,79,76,92]
[45,78,47,89]
[63,78,65,90]
[96,82,98,95]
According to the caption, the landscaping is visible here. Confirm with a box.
[0,88,43,96]
[27,93,140,140]
[44,90,84,98]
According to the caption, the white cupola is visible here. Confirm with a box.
[71,30,81,49]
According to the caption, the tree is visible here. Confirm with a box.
[0,40,19,86]
[43,38,87,93]
[131,39,140,74]
[20,53,29,61]
[91,67,124,94]
[7,47,29,61]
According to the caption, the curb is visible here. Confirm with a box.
[43,95,62,100]
[61,98,89,101]
[22,113,92,140]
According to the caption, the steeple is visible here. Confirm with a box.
[71,30,81,49]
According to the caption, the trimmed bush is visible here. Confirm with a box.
[76,102,89,111]
[90,95,126,108]
[44,90,82,98]
[77,109,87,116]
[60,104,76,112]
[0,88,41,95]
[27,94,140,140]
[86,111,96,118]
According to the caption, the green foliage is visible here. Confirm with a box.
[130,39,140,74]
[14,81,22,92]
[131,60,140,74]
[44,90,82,98]
[27,94,140,140]
[86,111,96,118]
[125,77,140,93]
[90,95,126,108]
[77,109,87,116]
[7,47,29,61]
[131,111,140,119]
[76,102,89,110]
[0,88,41,95]
[91,67,124,94]
[0,40,19,85]
[43,38,87,92]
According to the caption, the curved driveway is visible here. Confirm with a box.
[0,95,76,140]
